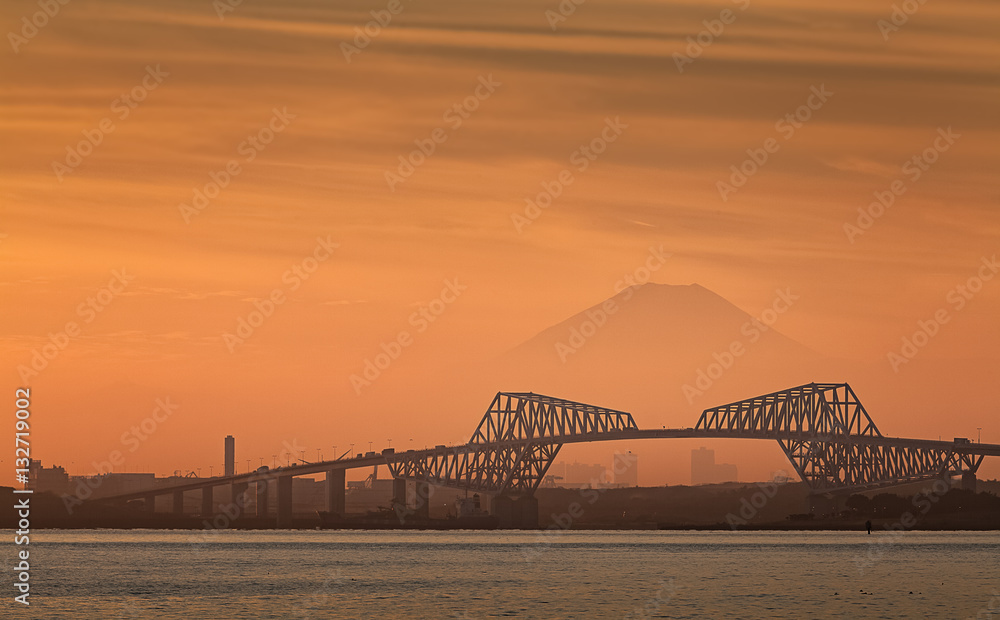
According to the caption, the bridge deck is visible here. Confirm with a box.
[89,429,1000,503]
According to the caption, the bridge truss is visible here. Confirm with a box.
[387,383,990,497]
[385,392,637,495]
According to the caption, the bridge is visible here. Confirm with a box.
[90,382,1000,528]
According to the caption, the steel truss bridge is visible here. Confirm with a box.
[91,382,1000,527]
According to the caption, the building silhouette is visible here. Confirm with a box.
[691,447,738,485]
[225,435,235,476]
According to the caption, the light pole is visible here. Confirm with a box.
[350,443,355,458]
[272,454,277,468]
[978,427,982,443]
[333,445,338,460]
[368,441,373,453]
[210,465,214,477]
[246,459,251,473]
[317,448,321,462]
[387,439,392,449]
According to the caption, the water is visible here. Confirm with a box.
[11,530,999,618]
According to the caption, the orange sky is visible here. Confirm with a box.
[2,0,998,486]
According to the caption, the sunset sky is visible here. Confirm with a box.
[2,0,998,485]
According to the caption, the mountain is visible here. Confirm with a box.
[493,283,834,422]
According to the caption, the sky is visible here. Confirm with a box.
[1,0,998,485]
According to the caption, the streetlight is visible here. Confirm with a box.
[210,465,214,477]
[978,427,982,443]
[246,459,251,473]
[333,445,338,460]
[350,443,355,458]
[197,468,202,478]
[272,454,277,468]
[316,448,321,462]
[387,439,393,448]
[368,441,373,453]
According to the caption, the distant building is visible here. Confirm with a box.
[225,435,235,476]
[28,460,69,494]
[613,451,638,486]
[691,447,738,484]
[549,461,608,487]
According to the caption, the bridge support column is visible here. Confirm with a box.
[962,472,977,492]
[493,495,513,528]
[413,481,431,520]
[276,476,293,528]
[201,487,214,516]
[231,482,248,517]
[257,480,269,517]
[515,495,539,529]
[172,490,184,515]
[392,478,407,518]
[492,495,539,529]
[326,469,345,515]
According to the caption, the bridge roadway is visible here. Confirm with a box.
[89,427,1000,525]
[87,382,1000,528]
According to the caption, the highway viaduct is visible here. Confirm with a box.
[90,383,1000,528]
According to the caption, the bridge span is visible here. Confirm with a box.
[91,382,999,528]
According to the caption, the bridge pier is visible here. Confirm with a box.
[492,494,539,529]
[962,472,977,492]
[392,478,407,520]
[276,476,293,528]
[413,481,431,520]
[201,487,214,516]
[326,469,345,515]
[231,482,249,517]
[256,480,269,517]
[172,490,184,515]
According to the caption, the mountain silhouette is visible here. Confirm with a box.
[493,283,831,421]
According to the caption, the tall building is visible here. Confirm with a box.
[613,451,638,486]
[225,435,235,476]
[549,461,609,487]
[691,447,738,485]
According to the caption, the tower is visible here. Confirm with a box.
[225,435,235,476]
